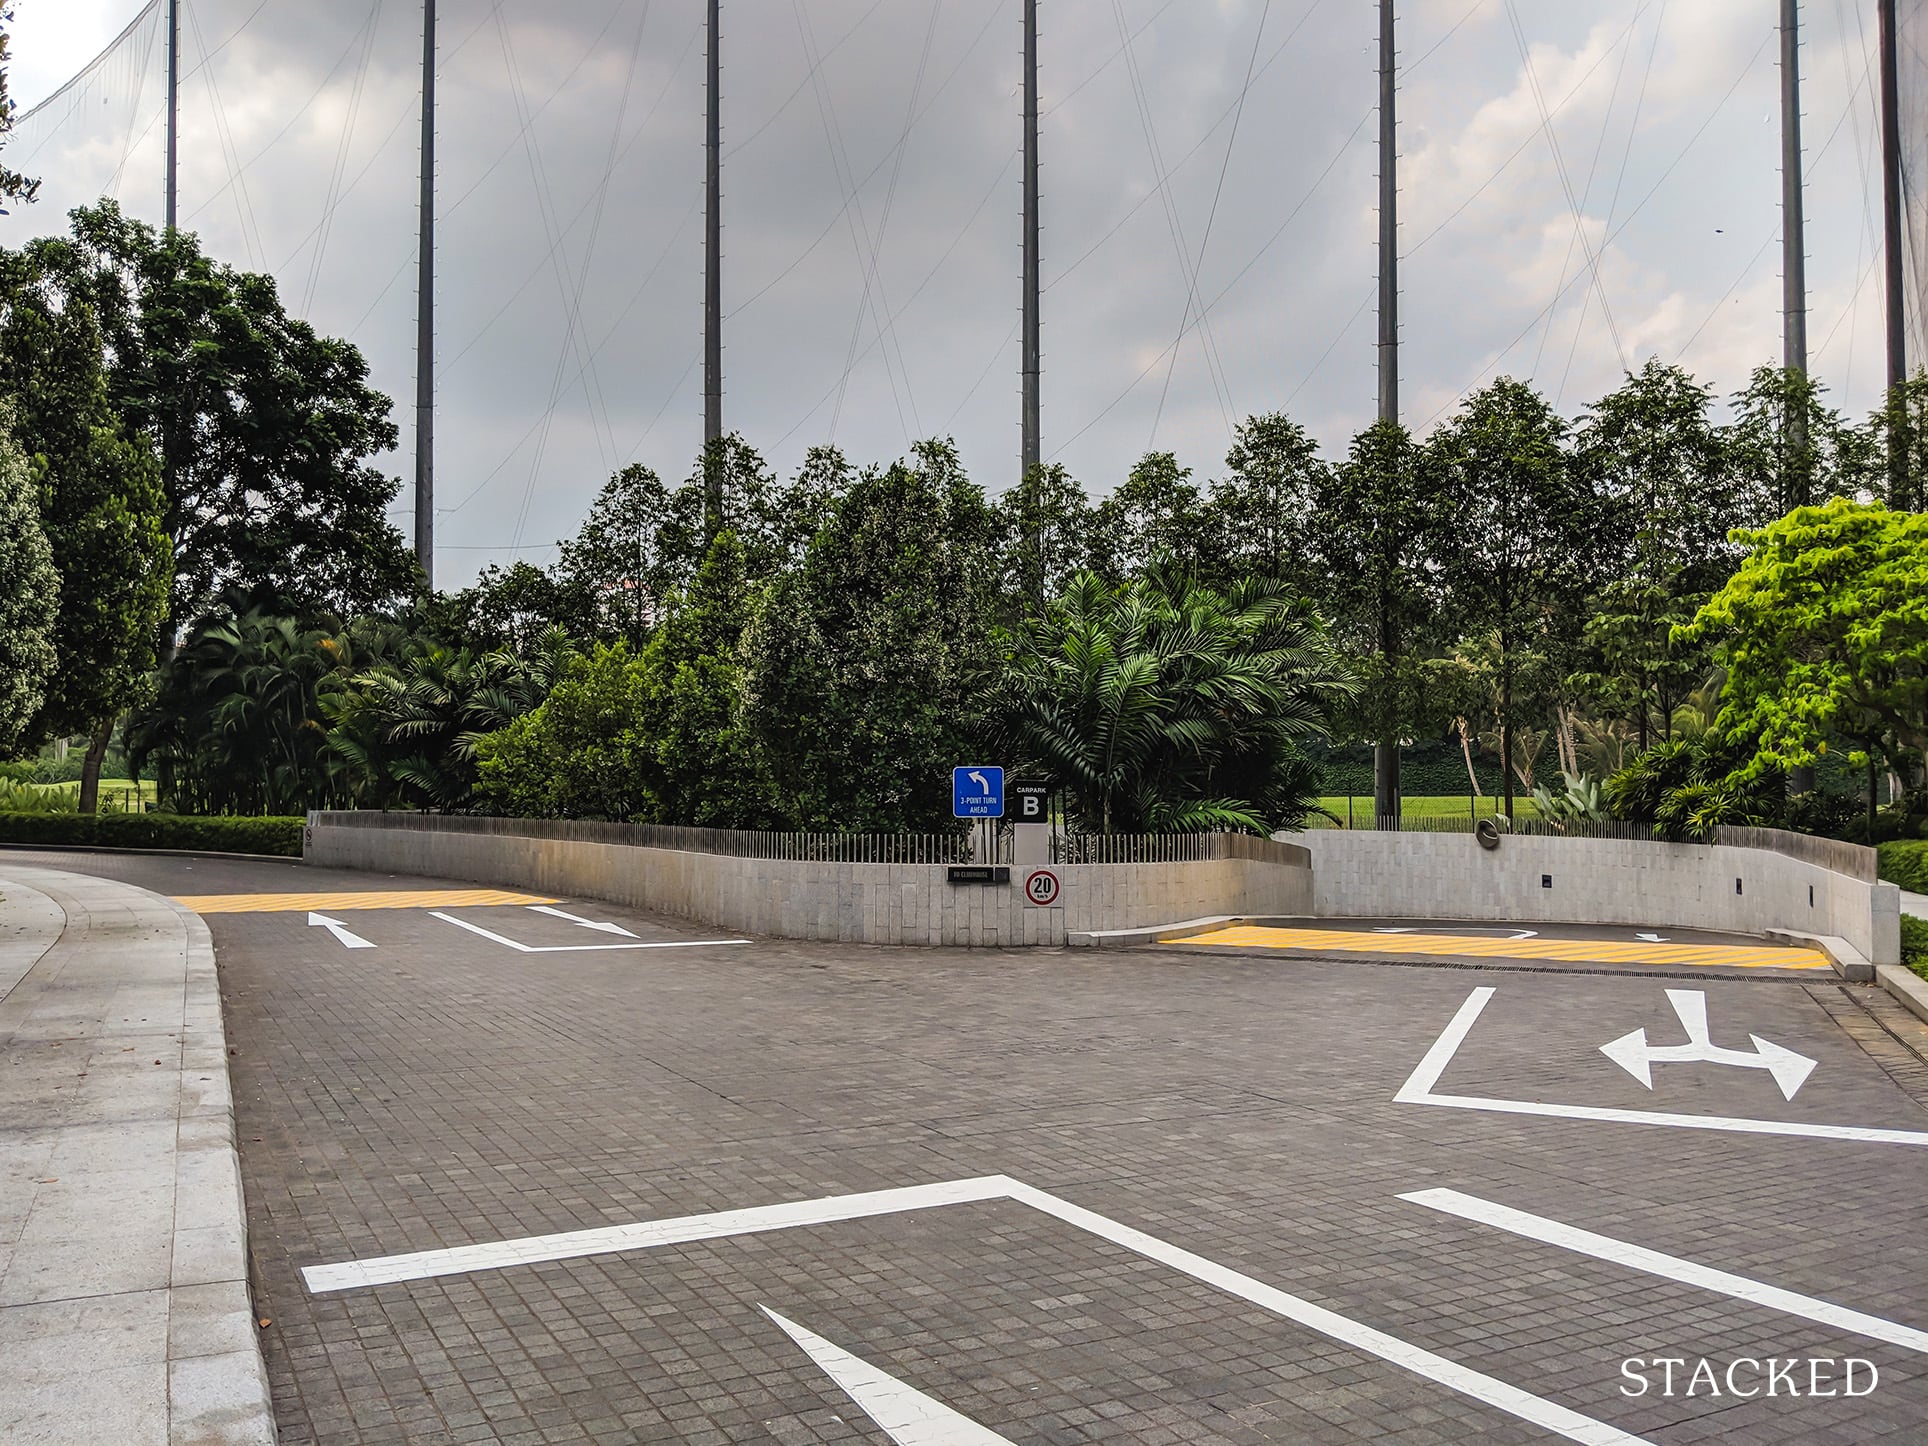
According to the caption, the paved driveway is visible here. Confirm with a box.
[13,850,1928,1445]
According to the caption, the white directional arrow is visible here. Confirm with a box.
[307,912,375,950]
[762,1306,1015,1444]
[1601,989,1817,1100]
[967,770,990,795]
[1373,926,1538,940]
[1635,933,1668,943]
[526,905,636,938]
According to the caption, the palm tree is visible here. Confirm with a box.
[995,564,1357,834]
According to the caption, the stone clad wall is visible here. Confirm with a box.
[1282,829,1901,966]
[303,814,1314,947]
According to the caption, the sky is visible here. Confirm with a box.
[5,0,1907,589]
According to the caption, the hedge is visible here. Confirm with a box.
[0,812,304,857]
[1879,840,1928,895]
[1902,914,1928,980]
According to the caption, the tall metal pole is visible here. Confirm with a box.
[1021,0,1041,482]
[165,0,179,230]
[1781,0,1809,510]
[1373,0,1399,825]
[703,0,724,534]
[414,0,435,588]
[1880,0,1911,509]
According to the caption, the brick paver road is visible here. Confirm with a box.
[15,850,1928,1445]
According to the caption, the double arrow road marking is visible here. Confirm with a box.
[1600,988,1817,1100]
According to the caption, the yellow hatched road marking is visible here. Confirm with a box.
[1176,926,1832,972]
[172,889,559,915]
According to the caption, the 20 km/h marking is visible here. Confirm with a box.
[1398,986,1928,1147]
[305,1175,1650,1445]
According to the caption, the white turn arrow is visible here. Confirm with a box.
[1601,989,1817,1100]
[526,905,637,938]
[967,770,990,794]
[1635,933,1668,943]
[1373,926,1538,940]
[307,912,375,950]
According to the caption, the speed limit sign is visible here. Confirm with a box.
[1022,868,1061,907]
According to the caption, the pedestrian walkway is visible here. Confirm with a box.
[1902,889,1927,918]
[1175,924,1833,971]
[0,865,273,1446]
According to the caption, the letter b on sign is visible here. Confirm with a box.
[1012,780,1049,823]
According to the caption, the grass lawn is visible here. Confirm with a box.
[1316,793,1542,824]
[12,778,160,813]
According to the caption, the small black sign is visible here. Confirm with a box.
[946,866,1011,886]
[1011,780,1051,823]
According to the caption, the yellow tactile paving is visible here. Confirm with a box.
[1176,926,1833,972]
[172,889,559,914]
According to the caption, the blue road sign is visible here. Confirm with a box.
[952,766,1005,819]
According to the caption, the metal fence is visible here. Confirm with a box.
[310,811,1307,869]
[1292,810,1878,881]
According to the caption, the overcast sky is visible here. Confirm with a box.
[7,0,1906,588]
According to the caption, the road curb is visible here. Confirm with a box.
[0,866,276,1445]
[1068,915,1248,948]
[1764,928,1876,983]
[1877,963,1928,1027]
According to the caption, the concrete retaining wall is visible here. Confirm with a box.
[304,814,1313,947]
[1283,828,1902,967]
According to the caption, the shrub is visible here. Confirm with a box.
[1902,914,1928,980]
[1880,841,1928,895]
[0,812,303,856]
[0,779,79,813]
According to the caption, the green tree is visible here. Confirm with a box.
[741,439,998,830]
[635,531,779,827]
[126,606,351,814]
[1572,361,1736,751]
[993,462,1091,618]
[1726,366,1871,521]
[1433,377,1594,820]
[438,559,591,655]
[0,414,57,752]
[1863,371,1928,513]
[0,268,170,811]
[994,567,1356,835]
[773,445,854,567]
[20,202,415,638]
[0,17,39,209]
[661,434,782,587]
[473,643,654,821]
[1201,412,1325,592]
[1087,451,1206,581]
[1309,419,1438,820]
[558,463,675,649]
[1678,499,1928,822]
[326,630,573,812]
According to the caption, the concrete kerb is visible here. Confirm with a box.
[1878,964,1928,1027]
[1068,915,1248,949]
[1764,928,1875,983]
[0,865,274,1446]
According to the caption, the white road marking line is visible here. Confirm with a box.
[427,911,748,953]
[1396,987,1928,1148]
[301,1177,1012,1293]
[307,912,376,950]
[305,1174,1650,1445]
[763,1307,1016,1444]
[1400,1188,1928,1355]
[526,904,638,937]
[1393,986,1497,1102]
[998,1181,1649,1446]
